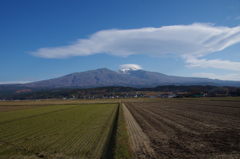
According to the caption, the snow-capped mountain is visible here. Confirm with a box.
[3,68,240,89]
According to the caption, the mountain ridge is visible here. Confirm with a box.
[21,68,240,88]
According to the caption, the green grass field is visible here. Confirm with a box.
[0,103,118,158]
[113,103,134,159]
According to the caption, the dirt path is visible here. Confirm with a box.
[122,103,156,159]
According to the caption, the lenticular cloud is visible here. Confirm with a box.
[30,23,240,70]
[120,64,142,70]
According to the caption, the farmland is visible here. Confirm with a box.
[1,97,240,158]
[0,102,118,158]
[124,98,240,158]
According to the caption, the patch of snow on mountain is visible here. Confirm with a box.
[117,67,141,74]
[117,64,142,74]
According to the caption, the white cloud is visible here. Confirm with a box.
[0,81,32,84]
[192,73,240,81]
[185,57,240,71]
[120,64,142,70]
[30,23,240,71]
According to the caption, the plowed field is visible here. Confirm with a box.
[124,100,240,158]
[123,103,156,158]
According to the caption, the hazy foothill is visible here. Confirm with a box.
[1,67,240,100]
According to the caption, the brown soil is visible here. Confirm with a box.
[122,103,157,158]
[125,100,240,158]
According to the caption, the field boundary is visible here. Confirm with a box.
[101,103,119,159]
[112,102,134,159]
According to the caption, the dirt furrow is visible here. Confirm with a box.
[122,103,156,159]
[125,102,240,159]
[137,102,240,129]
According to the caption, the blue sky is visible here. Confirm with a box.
[1,0,240,84]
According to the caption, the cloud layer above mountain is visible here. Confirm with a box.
[31,23,240,71]
[120,64,142,70]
